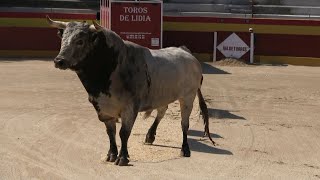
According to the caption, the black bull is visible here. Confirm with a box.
[46,16,215,166]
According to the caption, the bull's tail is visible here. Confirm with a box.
[197,77,215,145]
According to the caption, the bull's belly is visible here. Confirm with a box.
[139,96,177,112]
[139,85,197,111]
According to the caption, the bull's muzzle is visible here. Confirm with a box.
[54,57,68,70]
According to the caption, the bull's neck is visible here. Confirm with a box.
[76,62,116,98]
[75,32,119,98]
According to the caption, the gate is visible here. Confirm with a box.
[100,0,163,49]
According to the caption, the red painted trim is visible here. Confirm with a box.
[164,16,320,26]
[0,27,60,50]
[0,12,96,19]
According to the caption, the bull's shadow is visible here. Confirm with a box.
[188,129,222,139]
[150,129,232,155]
[208,108,246,120]
[151,140,232,156]
[188,138,232,155]
[201,62,230,74]
[187,129,232,155]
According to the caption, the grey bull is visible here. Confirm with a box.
[46,16,215,166]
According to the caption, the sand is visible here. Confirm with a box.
[0,59,319,179]
[212,58,249,66]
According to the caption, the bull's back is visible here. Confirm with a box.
[142,47,202,109]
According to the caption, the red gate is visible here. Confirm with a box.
[100,0,163,49]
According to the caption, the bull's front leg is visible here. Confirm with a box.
[103,118,118,162]
[115,104,138,166]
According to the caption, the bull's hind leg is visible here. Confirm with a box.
[179,95,196,157]
[145,106,168,144]
[103,118,118,162]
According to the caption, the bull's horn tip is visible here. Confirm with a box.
[92,20,104,31]
[92,20,99,26]
[46,15,52,24]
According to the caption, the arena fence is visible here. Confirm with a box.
[1,1,320,66]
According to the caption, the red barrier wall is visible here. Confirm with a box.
[1,11,320,65]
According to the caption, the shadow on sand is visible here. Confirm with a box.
[149,129,232,155]
[188,129,223,139]
[208,108,246,120]
[188,138,233,155]
[188,129,232,155]
[150,140,232,156]
[201,62,230,75]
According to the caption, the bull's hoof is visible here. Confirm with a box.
[144,134,155,144]
[106,154,117,162]
[114,157,130,166]
[180,150,191,157]
[180,144,191,157]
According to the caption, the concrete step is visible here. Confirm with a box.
[254,13,320,19]
[164,3,226,13]
[0,0,99,10]
[230,8,252,14]
[164,3,251,13]
[0,6,96,14]
[164,10,320,20]
[291,7,320,16]
[166,0,251,5]
[253,5,320,16]
[254,0,320,6]
[164,11,252,18]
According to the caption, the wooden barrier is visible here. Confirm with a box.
[1,10,320,66]
[0,11,96,57]
[163,16,320,66]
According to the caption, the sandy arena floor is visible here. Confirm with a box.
[0,59,319,179]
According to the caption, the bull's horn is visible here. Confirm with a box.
[91,20,103,32]
[46,15,67,29]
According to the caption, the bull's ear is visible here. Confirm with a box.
[91,32,99,45]
[57,29,64,39]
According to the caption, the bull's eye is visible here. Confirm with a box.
[57,29,63,38]
[76,40,84,46]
